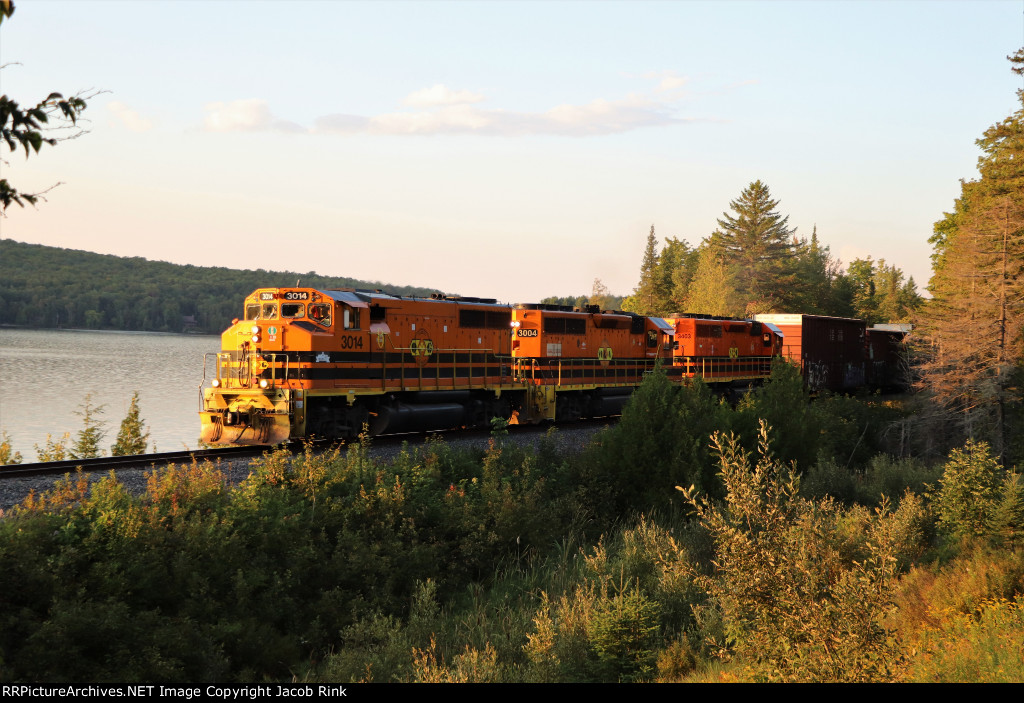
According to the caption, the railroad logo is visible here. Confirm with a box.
[268,326,278,336]
[377,331,385,348]
[597,344,613,366]
[728,347,739,360]
[251,356,269,375]
[315,352,330,363]
[410,336,434,365]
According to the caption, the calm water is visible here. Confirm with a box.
[0,328,221,459]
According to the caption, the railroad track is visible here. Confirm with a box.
[0,445,269,480]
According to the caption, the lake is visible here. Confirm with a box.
[0,328,221,460]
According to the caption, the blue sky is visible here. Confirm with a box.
[2,0,1021,304]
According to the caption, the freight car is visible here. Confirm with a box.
[753,314,910,393]
[753,314,867,392]
[199,288,783,446]
[865,325,911,391]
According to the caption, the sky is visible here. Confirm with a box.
[1,0,1022,305]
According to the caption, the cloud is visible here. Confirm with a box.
[107,101,153,132]
[402,84,485,108]
[314,91,688,137]
[205,78,723,137]
[640,70,690,94]
[202,99,304,133]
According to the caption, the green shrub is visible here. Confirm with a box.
[933,440,1024,543]
[111,391,149,456]
[681,422,905,682]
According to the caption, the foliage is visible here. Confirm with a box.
[735,359,820,469]
[918,50,1024,460]
[34,432,70,461]
[70,393,106,460]
[681,424,905,682]
[0,239,444,333]
[712,180,799,314]
[682,244,742,316]
[578,366,732,513]
[0,1,91,212]
[0,430,22,464]
[894,546,1024,682]
[932,439,1024,544]
[111,392,149,456]
[846,256,922,324]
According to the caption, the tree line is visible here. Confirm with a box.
[914,49,1024,465]
[0,240,442,335]
[550,186,922,323]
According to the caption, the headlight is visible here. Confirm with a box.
[251,325,260,334]
[259,379,269,388]
[211,379,220,388]
[252,335,260,343]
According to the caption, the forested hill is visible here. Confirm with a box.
[0,239,444,335]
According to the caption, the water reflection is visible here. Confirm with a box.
[0,328,220,458]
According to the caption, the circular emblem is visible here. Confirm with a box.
[411,331,434,366]
[268,326,278,336]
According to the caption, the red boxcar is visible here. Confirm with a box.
[754,314,866,392]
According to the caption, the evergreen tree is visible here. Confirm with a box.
[792,226,846,316]
[918,49,1024,461]
[713,181,798,314]
[623,225,661,315]
[654,236,691,314]
[111,391,150,456]
[70,394,106,460]
[847,258,879,322]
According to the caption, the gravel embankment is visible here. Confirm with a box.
[0,424,609,514]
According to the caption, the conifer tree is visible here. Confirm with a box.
[713,180,798,314]
[623,225,661,315]
[792,226,847,316]
[919,49,1024,460]
[111,391,149,456]
[70,393,105,460]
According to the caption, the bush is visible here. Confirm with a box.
[681,422,905,682]
[933,440,1024,543]
[578,367,732,514]
[111,391,149,456]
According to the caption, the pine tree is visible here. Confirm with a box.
[792,226,846,316]
[111,391,149,456]
[919,49,1024,461]
[623,225,661,315]
[70,393,106,460]
[713,180,798,314]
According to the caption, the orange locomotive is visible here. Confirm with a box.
[199,289,784,446]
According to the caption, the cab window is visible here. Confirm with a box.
[245,303,261,321]
[282,303,305,318]
[261,303,278,319]
[342,306,360,330]
[309,303,332,327]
